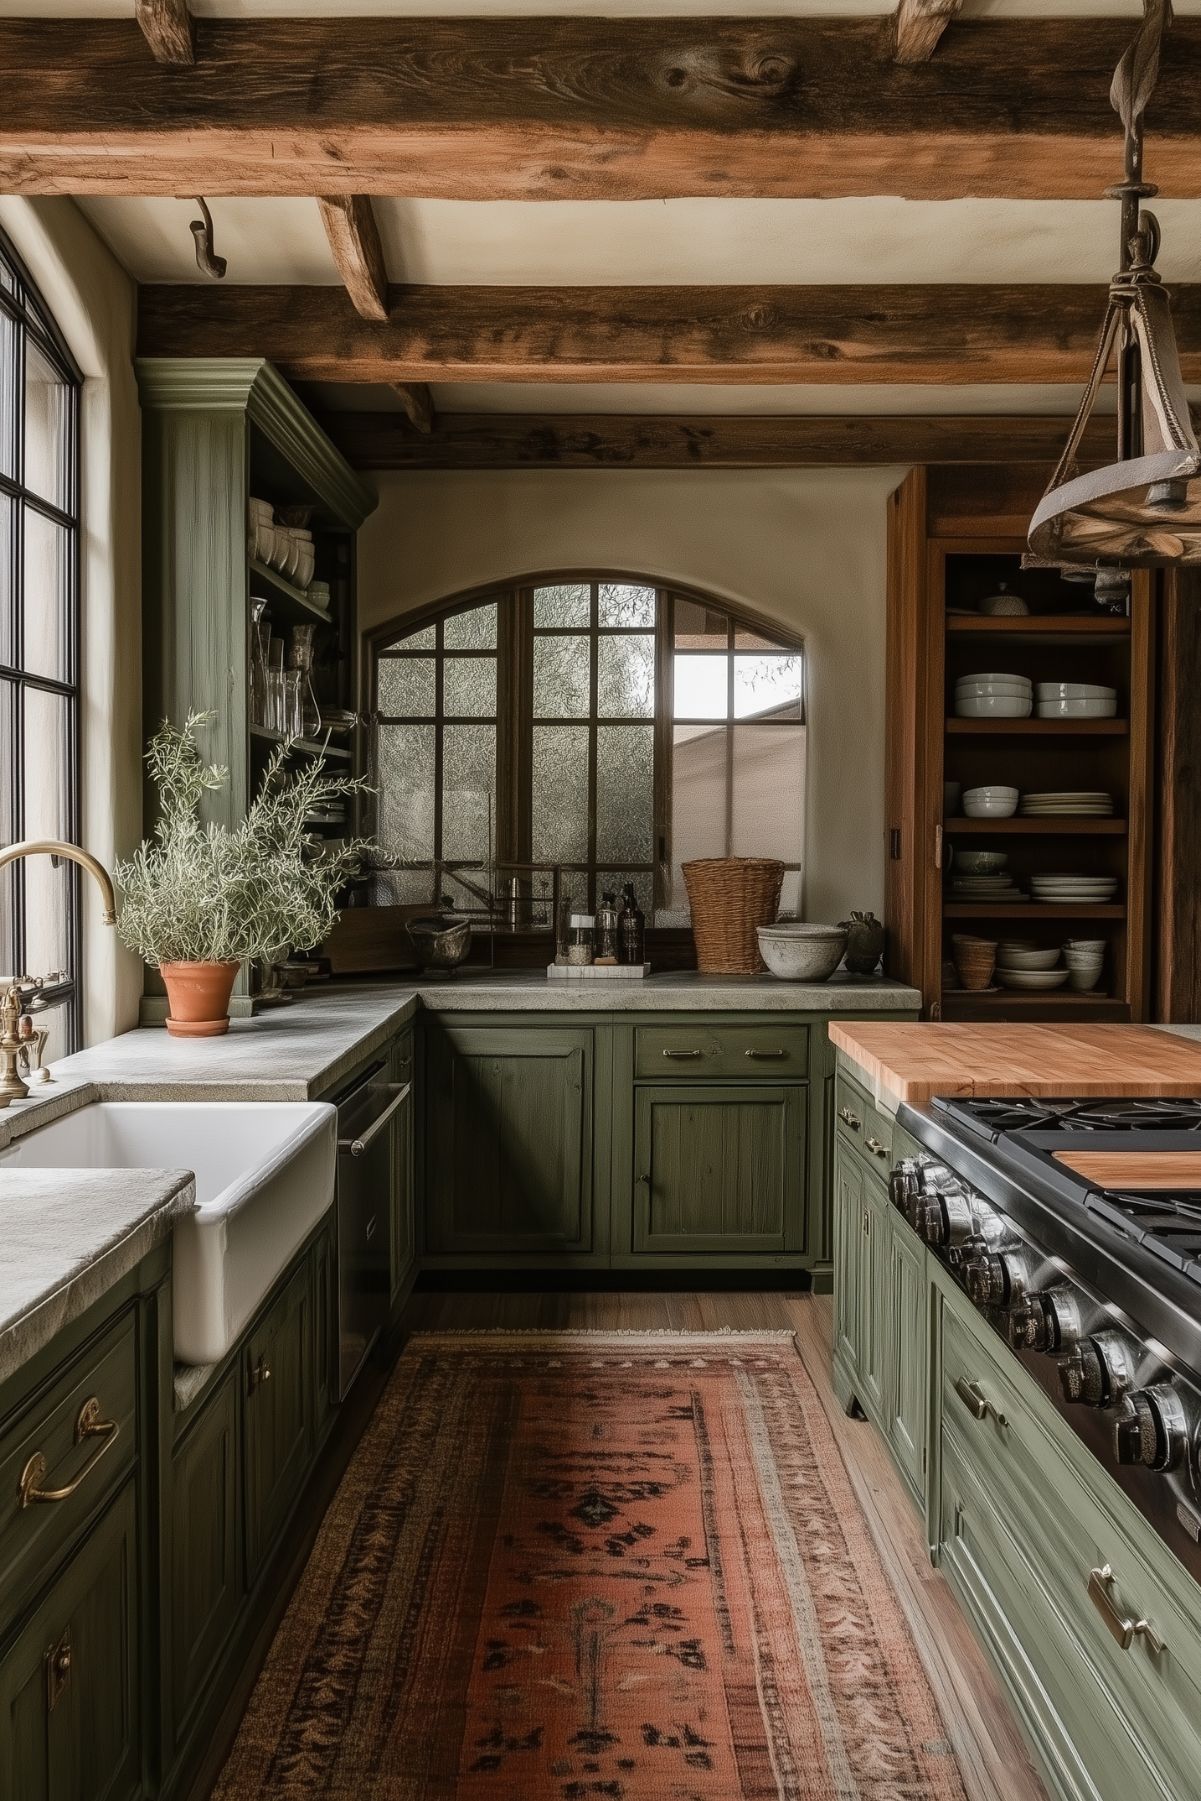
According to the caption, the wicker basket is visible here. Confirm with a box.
[682,858,786,974]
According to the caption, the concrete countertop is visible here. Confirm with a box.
[0,1167,194,1388]
[412,969,922,1012]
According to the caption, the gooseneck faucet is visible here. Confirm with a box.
[0,839,117,1107]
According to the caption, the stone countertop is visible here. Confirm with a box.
[412,969,922,1013]
[0,1168,194,1388]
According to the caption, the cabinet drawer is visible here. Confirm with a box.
[939,1287,1201,1801]
[835,1070,893,1167]
[634,1023,808,1081]
[0,1312,137,1629]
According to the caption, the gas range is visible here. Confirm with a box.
[894,1093,1201,1583]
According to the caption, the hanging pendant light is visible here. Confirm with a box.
[1028,0,1201,572]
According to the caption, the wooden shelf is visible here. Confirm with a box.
[249,558,333,625]
[947,614,1130,637]
[946,817,1126,835]
[250,725,351,761]
[942,992,1129,1021]
[946,717,1129,736]
[945,903,1126,920]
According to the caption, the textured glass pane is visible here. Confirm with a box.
[22,685,72,981]
[368,868,436,907]
[0,678,15,973]
[533,583,590,628]
[376,656,434,718]
[670,720,729,915]
[0,309,15,481]
[24,336,71,513]
[531,725,589,863]
[598,583,655,628]
[22,505,70,683]
[444,602,497,650]
[605,869,654,923]
[444,655,497,718]
[402,624,436,651]
[733,653,804,721]
[674,653,728,720]
[377,724,435,861]
[596,724,653,863]
[731,723,807,865]
[533,633,590,718]
[598,633,654,719]
[674,598,727,649]
[443,723,495,861]
[0,496,13,667]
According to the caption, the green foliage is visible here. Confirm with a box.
[115,711,372,966]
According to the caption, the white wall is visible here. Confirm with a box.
[358,466,904,925]
[0,197,142,1042]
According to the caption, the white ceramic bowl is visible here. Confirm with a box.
[1035,682,1116,702]
[963,786,1019,818]
[956,673,1032,689]
[998,968,1071,991]
[1036,696,1118,719]
[997,948,1061,971]
[1064,939,1106,954]
[756,924,847,981]
[956,695,1033,719]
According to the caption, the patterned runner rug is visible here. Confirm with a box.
[213,1330,969,1799]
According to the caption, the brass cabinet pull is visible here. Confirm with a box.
[19,1397,119,1509]
[45,1628,71,1712]
[864,1135,889,1159]
[862,1209,870,1238]
[662,1048,702,1060]
[248,1355,272,1394]
[838,1106,862,1131]
[1087,1564,1165,1655]
[954,1375,1008,1428]
[744,1048,787,1060]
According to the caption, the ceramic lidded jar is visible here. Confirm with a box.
[839,910,885,975]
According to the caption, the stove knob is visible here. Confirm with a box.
[1057,1332,1135,1408]
[1006,1290,1082,1354]
[889,1160,921,1216]
[941,1188,977,1248]
[1113,1386,1189,1472]
[965,1249,1032,1309]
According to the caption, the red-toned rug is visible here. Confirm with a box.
[213,1331,969,1799]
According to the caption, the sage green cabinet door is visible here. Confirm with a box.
[632,1085,806,1255]
[243,1260,313,1584]
[832,1144,863,1382]
[855,1174,888,1424]
[425,1028,593,1254]
[169,1372,240,1750]
[0,1480,140,1801]
[885,1208,927,1501]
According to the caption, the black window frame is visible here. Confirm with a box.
[367,572,805,932]
[0,227,83,1048]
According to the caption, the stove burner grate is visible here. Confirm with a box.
[934,1095,1201,1139]
[1084,1190,1201,1276]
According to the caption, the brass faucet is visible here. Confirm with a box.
[0,840,117,1107]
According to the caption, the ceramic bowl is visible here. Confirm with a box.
[756,924,847,981]
[1064,939,1106,955]
[997,947,1061,971]
[956,672,1032,689]
[1035,682,1116,701]
[953,850,1009,875]
[963,786,1019,818]
[1035,695,1118,719]
[998,968,1071,991]
[956,695,1033,719]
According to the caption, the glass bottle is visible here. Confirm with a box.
[267,636,286,735]
[282,668,303,739]
[566,914,595,966]
[250,599,271,727]
[595,890,619,965]
[618,883,646,966]
[288,622,322,739]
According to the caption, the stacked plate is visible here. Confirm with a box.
[1018,791,1114,817]
[1035,682,1117,720]
[951,871,1026,902]
[1029,874,1119,904]
[954,673,1033,720]
[995,938,1068,990]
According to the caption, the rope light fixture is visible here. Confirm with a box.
[1027,0,1201,573]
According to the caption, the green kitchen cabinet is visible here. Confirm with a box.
[389,1032,417,1312]
[243,1259,314,1584]
[831,1138,864,1392]
[168,1372,240,1749]
[0,1480,141,1801]
[424,1025,595,1259]
[884,1203,927,1503]
[631,1083,806,1256]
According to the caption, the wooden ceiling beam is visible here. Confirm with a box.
[133,0,194,67]
[5,17,1201,199]
[318,411,1118,472]
[893,0,963,65]
[392,383,435,434]
[316,196,389,323]
[136,281,1201,386]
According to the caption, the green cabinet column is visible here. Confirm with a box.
[884,1206,928,1502]
[243,1261,313,1583]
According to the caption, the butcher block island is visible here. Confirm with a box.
[828,1020,1201,1109]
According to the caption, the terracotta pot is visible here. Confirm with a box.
[160,960,240,1038]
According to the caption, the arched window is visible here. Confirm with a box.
[0,230,81,1047]
[368,576,805,943]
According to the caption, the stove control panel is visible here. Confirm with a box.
[1113,1386,1189,1472]
[1057,1332,1136,1408]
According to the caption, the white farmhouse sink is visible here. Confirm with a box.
[0,1101,336,1365]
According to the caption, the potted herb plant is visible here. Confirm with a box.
[116,712,370,1036]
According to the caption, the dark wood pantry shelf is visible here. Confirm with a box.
[945,903,1126,920]
[946,717,1129,736]
[249,558,334,626]
[941,991,1129,1022]
[946,817,1126,835]
[250,724,351,761]
[946,615,1130,637]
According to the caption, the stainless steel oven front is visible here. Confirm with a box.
[334,1061,409,1398]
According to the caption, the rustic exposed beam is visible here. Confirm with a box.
[318,411,1118,472]
[316,196,389,323]
[5,18,1201,200]
[133,0,194,66]
[392,383,435,434]
[137,282,1201,387]
[893,0,962,65]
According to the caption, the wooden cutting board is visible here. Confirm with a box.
[1053,1151,1201,1190]
[828,1022,1201,1107]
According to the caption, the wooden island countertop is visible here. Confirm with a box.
[827,1022,1201,1108]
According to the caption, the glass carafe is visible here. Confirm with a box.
[288,623,322,739]
[249,599,271,726]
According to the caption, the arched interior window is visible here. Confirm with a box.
[368,576,805,944]
[0,231,81,1048]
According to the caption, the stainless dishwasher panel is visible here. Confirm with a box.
[335,1064,409,1399]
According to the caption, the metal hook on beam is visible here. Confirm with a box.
[189,198,227,280]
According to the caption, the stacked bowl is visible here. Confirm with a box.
[1063,939,1106,992]
[955,672,1033,720]
[995,941,1068,991]
[756,921,848,982]
[962,785,1019,819]
[1035,682,1117,720]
